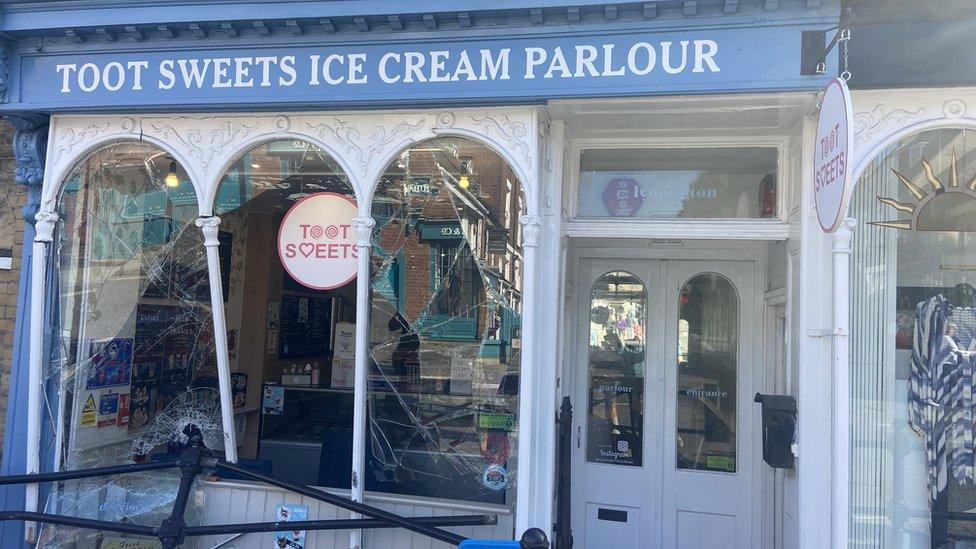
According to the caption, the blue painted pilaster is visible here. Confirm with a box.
[0,114,49,548]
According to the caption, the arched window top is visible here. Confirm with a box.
[857,127,976,232]
[213,139,353,217]
[58,140,197,213]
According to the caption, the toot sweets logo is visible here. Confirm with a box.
[278,192,359,290]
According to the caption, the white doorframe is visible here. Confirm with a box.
[565,242,767,549]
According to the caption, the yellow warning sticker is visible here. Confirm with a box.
[80,393,96,428]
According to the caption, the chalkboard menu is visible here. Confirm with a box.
[279,295,333,359]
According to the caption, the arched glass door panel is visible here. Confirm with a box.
[676,273,738,472]
[586,271,647,467]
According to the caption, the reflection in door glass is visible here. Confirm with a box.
[586,271,646,467]
[677,273,738,472]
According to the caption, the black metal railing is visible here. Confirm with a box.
[0,425,509,548]
[554,396,573,549]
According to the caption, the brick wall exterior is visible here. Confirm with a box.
[0,121,23,456]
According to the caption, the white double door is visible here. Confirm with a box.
[570,258,758,549]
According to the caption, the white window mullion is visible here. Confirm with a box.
[349,214,375,549]
[196,216,238,462]
[25,211,59,543]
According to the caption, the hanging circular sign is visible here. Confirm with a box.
[277,192,358,290]
[814,77,854,233]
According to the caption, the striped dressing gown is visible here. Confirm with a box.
[908,294,976,502]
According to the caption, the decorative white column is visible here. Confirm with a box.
[515,213,542,536]
[832,216,855,549]
[195,217,238,462]
[349,215,374,549]
[25,210,58,543]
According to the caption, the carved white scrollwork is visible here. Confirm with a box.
[33,211,59,243]
[150,120,260,174]
[195,216,222,247]
[306,117,424,176]
[520,214,542,248]
[853,106,926,146]
[469,114,532,166]
[351,216,376,248]
[943,99,968,118]
[46,107,541,229]
[832,217,856,255]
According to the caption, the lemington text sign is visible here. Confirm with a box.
[14,23,827,109]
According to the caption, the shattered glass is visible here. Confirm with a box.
[41,142,219,547]
[213,140,357,488]
[369,137,523,506]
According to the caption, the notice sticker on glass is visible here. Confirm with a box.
[262,385,284,415]
[274,503,309,549]
[330,358,355,389]
[450,358,474,395]
[333,322,356,360]
[117,393,130,426]
[98,393,120,428]
[80,393,96,428]
[705,455,735,472]
[479,412,516,431]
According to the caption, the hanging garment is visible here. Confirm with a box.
[908,294,976,501]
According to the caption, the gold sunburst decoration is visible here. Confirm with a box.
[872,150,976,231]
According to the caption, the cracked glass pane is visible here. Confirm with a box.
[214,140,356,489]
[369,137,523,506]
[43,142,214,547]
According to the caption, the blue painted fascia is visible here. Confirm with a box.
[0,13,839,113]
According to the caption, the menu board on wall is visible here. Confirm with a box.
[279,295,333,359]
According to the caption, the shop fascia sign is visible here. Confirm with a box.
[813,77,854,233]
[15,22,829,109]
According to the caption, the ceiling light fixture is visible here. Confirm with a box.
[165,161,180,188]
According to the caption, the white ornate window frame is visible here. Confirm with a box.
[829,90,976,549]
[26,107,547,539]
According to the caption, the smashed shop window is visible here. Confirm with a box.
[42,142,216,547]
[214,140,357,489]
[369,137,523,505]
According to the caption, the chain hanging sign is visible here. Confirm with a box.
[814,77,853,233]
[278,192,358,290]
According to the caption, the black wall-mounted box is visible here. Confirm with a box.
[754,393,797,469]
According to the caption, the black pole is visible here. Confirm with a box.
[555,396,573,549]
[158,426,205,549]
[184,513,496,536]
[0,511,155,537]
[216,460,466,545]
[0,458,178,486]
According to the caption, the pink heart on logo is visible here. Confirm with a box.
[299,243,315,257]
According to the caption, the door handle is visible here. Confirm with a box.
[577,426,581,448]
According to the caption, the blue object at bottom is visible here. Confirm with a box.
[459,541,520,549]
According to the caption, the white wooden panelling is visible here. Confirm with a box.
[186,481,514,549]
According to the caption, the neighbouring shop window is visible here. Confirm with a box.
[850,128,976,548]
[45,142,213,546]
[370,137,523,505]
[578,147,778,219]
[586,271,646,467]
[213,140,357,490]
[676,273,738,473]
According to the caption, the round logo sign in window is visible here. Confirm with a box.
[277,192,359,290]
[481,464,510,491]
